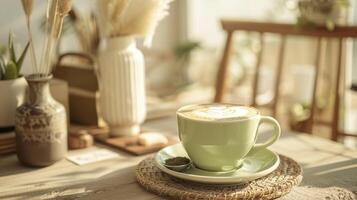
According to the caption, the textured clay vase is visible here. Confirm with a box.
[15,74,67,167]
[98,36,146,137]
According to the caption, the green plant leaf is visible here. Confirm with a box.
[8,33,17,64]
[0,53,6,80]
[326,19,335,31]
[16,41,30,73]
[336,0,350,8]
[4,61,18,80]
[174,41,201,59]
[0,62,3,80]
[0,55,4,68]
[296,17,316,30]
[0,45,6,56]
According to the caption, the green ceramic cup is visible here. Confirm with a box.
[177,103,281,172]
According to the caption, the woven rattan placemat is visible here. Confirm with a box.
[136,155,303,200]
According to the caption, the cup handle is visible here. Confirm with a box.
[250,116,281,153]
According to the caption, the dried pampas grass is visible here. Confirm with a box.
[54,0,72,39]
[58,0,72,16]
[40,0,72,75]
[96,0,172,47]
[21,0,33,17]
[71,9,100,55]
[19,0,72,75]
[97,0,131,38]
[21,0,38,72]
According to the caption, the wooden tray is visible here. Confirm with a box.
[70,125,178,155]
[95,135,177,156]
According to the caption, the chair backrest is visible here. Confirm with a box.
[214,19,357,141]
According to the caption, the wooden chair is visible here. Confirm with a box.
[214,19,357,141]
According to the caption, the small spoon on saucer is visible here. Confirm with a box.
[164,157,192,172]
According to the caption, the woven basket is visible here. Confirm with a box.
[136,155,303,200]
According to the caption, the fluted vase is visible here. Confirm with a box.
[98,36,146,137]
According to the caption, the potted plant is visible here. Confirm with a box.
[0,33,29,132]
[296,0,349,30]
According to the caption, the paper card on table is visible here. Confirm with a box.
[67,149,119,165]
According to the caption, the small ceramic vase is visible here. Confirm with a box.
[98,36,146,137]
[15,74,67,167]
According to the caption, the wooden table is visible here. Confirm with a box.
[1,116,356,200]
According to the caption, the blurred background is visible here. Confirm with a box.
[0,0,356,148]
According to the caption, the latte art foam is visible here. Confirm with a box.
[178,104,258,121]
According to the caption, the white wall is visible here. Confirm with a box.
[1,0,355,81]
[0,0,179,74]
[150,1,180,51]
[0,1,43,74]
[0,0,291,60]
[0,1,93,74]
[185,0,295,47]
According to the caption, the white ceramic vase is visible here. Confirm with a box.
[0,77,27,131]
[98,36,146,137]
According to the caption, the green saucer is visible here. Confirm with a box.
[154,143,280,184]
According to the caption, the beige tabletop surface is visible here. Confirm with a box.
[0,116,357,200]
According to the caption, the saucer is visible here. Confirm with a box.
[154,143,280,184]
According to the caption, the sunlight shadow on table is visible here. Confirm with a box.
[0,143,133,178]
[0,165,155,200]
[303,159,357,189]
[0,155,49,177]
[15,155,139,187]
